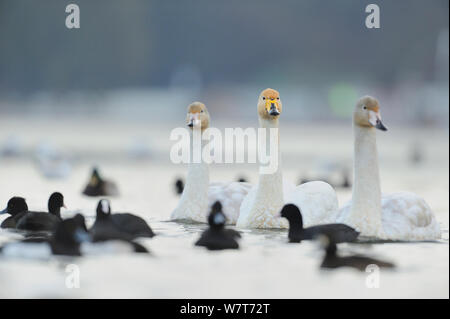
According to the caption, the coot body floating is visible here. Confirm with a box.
[195,201,240,250]
[90,199,154,242]
[280,204,359,243]
[82,168,119,197]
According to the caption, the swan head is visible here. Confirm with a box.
[353,96,387,131]
[258,88,282,120]
[186,102,210,131]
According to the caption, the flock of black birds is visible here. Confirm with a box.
[0,168,395,272]
[197,200,394,271]
[176,175,395,271]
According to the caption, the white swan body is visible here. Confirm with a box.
[335,192,441,240]
[238,179,337,229]
[236,89,338,229]
[332,96,441,240]
[170,102,251,224]
[285,181,339,227]
[208,181,252,223]
[171,158,252,224]
[237,156,287,228]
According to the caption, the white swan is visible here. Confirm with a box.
[236,89,338,229]
[332,96,441,240]
[170,102,252,224]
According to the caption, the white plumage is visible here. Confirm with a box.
[236,89,338,229]
[335,192,441,241]
[171,164,252,224]
[170,102,252,224]
[208,181,252,223]
[285,181,339,227]
[331,96,441,241]
[237,179,338,229]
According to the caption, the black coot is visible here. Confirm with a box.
[15,192,65,232]
[195,201,240,250]
[49,214,90,256]
[82,167,119,197]
[91,199,154,241]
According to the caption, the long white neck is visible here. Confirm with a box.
[239,118,286,228]
[256,118,283,201]
[171,130,209,222]
[349,124,384,237]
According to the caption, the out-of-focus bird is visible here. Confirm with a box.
[82,167,119,197]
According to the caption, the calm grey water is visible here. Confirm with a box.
[0,120,448,298]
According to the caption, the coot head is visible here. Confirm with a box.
[73,213,88,232]
[208,202,226,229]
[48,192,66,217]
[175,178,184,194]
[279,204,304,229]
[211,201,222,213]
[96,199,111,219]
[0,197,28,216]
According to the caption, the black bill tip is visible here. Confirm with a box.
[375,120,388,131]
[269,108,280,116]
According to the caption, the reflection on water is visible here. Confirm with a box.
[0,122,448,298]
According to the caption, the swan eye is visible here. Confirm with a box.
[200,110,204,113]
[363,106,367,110]
[277,97,280,100]
[262,97,266,100]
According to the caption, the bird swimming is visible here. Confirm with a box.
[82,167,119,197]
[171,102,252,224]
[318,235,395,271]
[1,214,148,257]
[329,96,441,240]
[237,89,338,229]
[279,204,359,243]
[1,193,64,232]
[195,201,240,250]
[0,214,88,257]
[90,199,154,241]
[15,192,65,232]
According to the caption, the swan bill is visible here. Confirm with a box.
[375,119,387,131]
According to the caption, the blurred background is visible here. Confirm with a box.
[0,0,448,195]
[0,0,448,183]
[0,0,448,122]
